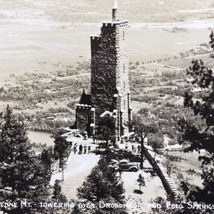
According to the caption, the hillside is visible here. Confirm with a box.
[0,0,214,132]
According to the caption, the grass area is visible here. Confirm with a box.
[0,41,212,133]
[165,151,203,189]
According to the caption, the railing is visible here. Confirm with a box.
[143,146,178,201]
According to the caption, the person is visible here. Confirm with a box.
[132,145,135,153]
[125,144,128,150]
[79,144,83,154]
[138,145,141,154]
[119,168,122,177]
[74,145,77,154]
[132,145,134,151]
[88,146,91,153]
[84,145,87,154]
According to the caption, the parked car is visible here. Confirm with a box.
[118,159,139,172]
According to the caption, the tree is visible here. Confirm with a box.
[147,133,164,152]
[0,105,51,213]
[53,134,70,181]
[76,158,127,213]
[137,174,145,191]
[52,179,67,202]
[179,31,214,204]
[96,114,115,161]
[131,114,158,169]
[40,147,52,185]
[137,108,149,117]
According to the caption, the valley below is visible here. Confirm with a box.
[0,1,214,212]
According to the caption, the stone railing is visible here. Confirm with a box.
[143,146,178,201]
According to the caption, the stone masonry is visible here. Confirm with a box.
[75,0,131,139]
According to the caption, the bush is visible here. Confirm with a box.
[148,133,164,151]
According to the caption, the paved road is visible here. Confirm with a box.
[50,144,100,200]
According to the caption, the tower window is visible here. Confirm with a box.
[123,64,125,72]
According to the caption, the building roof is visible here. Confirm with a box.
[100,111,117,118]
[79,90,91,105]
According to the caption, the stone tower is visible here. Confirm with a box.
[90,0,131,137]
[76,0,131,138]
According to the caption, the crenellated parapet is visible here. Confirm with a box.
[90,35,101,45]
[75,104,91,110]
[102,20,128,27]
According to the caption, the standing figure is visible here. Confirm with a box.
[79,144,83,154]
[74,145,77,154]
[132,145,134,151]
[125,144,128,150]
[84,145,87,154]
[138,145,141,154]
[88,146,91,153]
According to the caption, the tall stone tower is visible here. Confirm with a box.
[76,0,131,138]
[90,0,131,137]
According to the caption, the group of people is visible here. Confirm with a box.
[125,143,141,154]
[73,143,91,154]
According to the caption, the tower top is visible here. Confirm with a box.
[113,0,118,9]
[112,0,118,21]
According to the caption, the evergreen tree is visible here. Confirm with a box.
[76,158,127,214]
[40,148,52,183]
[53,134,70,181]
[0,105,51,213]
[97,114,115,161]
[52,180,67,202]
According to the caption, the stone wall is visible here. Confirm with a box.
[75,104,91,134]
[143,147,178,201]
[91,24,117,116]
[90,20,131,135]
